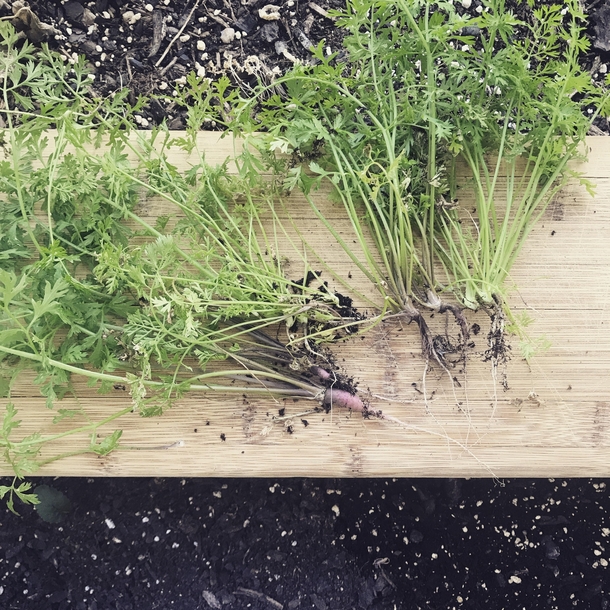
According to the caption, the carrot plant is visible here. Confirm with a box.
[239,0,608,364]
[0,22,367,511]
[432,0,606,360]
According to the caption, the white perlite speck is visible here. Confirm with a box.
[461,0,472,7]
[220,28,235,44]
[508,575,522,584]
[259,5,281,20]
[122,10,141,25]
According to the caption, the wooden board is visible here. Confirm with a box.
[2,133,610,479]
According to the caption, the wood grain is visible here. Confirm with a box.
[2,132,610,478]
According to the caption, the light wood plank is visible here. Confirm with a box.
[2,133,610,478]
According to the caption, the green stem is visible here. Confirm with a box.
[4,407,133,449]
[0,344,322,397]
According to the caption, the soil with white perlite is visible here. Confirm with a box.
[2,1,610,609]
[1,477,610,608]
[5,0,610,133]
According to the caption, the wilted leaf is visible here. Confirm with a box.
[33,484,72,523]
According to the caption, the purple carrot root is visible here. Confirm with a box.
[323,388,382,418]
[310,365,332,381]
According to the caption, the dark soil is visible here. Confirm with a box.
[2,2,610,609]
[1,477,610,609]
[5,0,351,129]
[5,0,610,132]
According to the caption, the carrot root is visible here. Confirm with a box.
[322,388,383,418]
[310,366,332,381]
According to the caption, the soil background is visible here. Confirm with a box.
[1,477,610,609]
[2,1,610,609]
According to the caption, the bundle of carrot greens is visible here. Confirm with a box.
[239,0,608,364]
[0,21,365,511]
